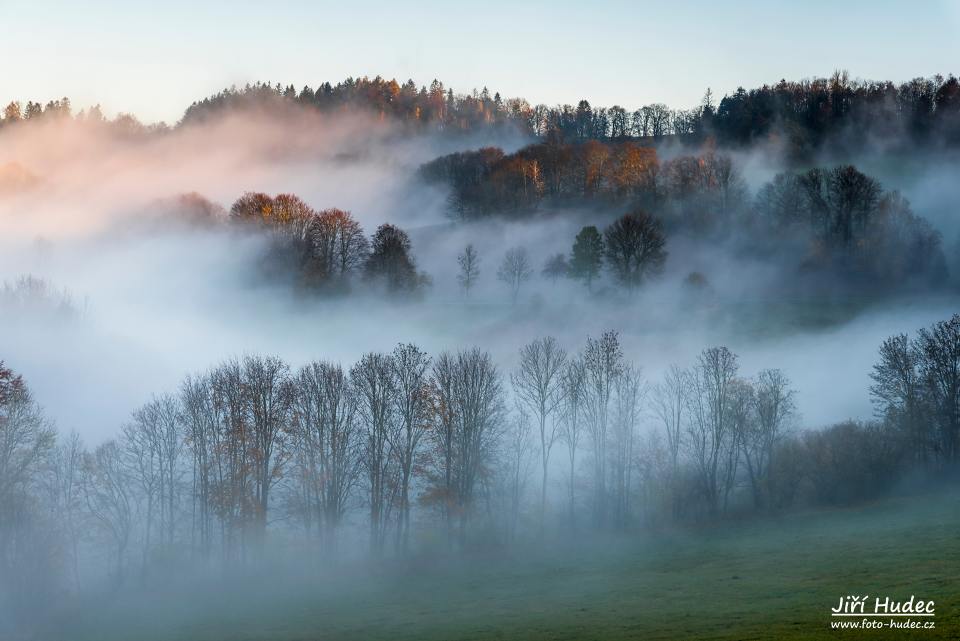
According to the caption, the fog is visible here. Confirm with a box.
[3,91,960,641]
[1,109,958,443]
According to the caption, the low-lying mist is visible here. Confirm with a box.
[1,109,958,441]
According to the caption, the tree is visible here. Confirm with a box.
[582,331,624,525]
[179,373,219,560]
[0,364,55,518]
[82,441,133,586]
[603,211,667,289]
[569,226,603,289]
[497,247,532,304]
[3,102,22,123]
[541,253,569,284]
[428,352,458,546]
[292,361,360,554]
[229,192,274,227]
[501,407,534,543]
[351,352,397,554]
[511,337,567,531]
[270,193,315,242]
[242,355,292,546]
[559,359,586,525]
[0,364,56,586]
[685,347,739,516]
[457,244,480,296]
[824,165,882,249]
[120,407,161,577]
[915,314,960,463]
[308,209,369,286]
[610,365,643,528]
[799,166,882,250]
[389,343,431,551]
[443,349,505,546]
[208,359,253,561]
[870,334,926,463]
[651,366,687,518]
[364,224,424,294]
[742,369,795,508]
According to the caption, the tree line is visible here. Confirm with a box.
[3,314,959,624]
[423,147,948,293]
[458,209,668,301]
[7,71,960,156]
[178,72,960,154]
[179,191,431,295]
[161,168,946,302]
[159,192,671,299]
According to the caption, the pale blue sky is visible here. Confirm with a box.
[1,0,958,124]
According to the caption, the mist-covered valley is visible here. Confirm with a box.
[2,74,960,640]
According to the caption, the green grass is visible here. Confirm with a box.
[48,490,960,641]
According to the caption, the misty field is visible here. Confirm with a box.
[48,488,959,641]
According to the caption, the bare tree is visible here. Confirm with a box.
[0,367,55,586]
[582,331,624,526]
[541,253,569,285]
[82,441,133,586]
[743,369,795,508]
[242,355,292,547]
[292,361,360,555]
[308,208,369,285]
[501,407,534,543]
[559,359,586,525]
[457,244,480,297]
[870,334,925,462]
[723,379,752,513]
[497,246,532,304]
[180,373,220,560]
[685,347,738,516]
[46,432,85,590]
[120,410,160,578]
[428,352,457,545]
[351,352,397,555]
[651,366,687,519]
[427,352,459,546]
[389,343,431,552]
[915,314,960,463]
[209,360,252,561]
[121,395,184,575]
[511,337,567,531]
[449,348,505,545]
[611,365,644,528]
[0,367,55,526]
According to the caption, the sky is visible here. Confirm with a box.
[1,0,959,124]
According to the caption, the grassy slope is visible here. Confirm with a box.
[53,490,960,641]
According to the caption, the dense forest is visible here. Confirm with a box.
[4,71,960,156]
[2,73,953,299]
[161,159,945,301]
[174,73,960,153]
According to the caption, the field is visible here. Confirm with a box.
[48,489,960,641]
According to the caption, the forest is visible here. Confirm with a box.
[5,70,960,155]
[2,66,960,640]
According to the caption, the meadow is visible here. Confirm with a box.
[49,487,960,641]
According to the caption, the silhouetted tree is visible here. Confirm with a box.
[569,226,603,290]
[603,211,667,289]
[364,224,424,294]
[497,247,532,304]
